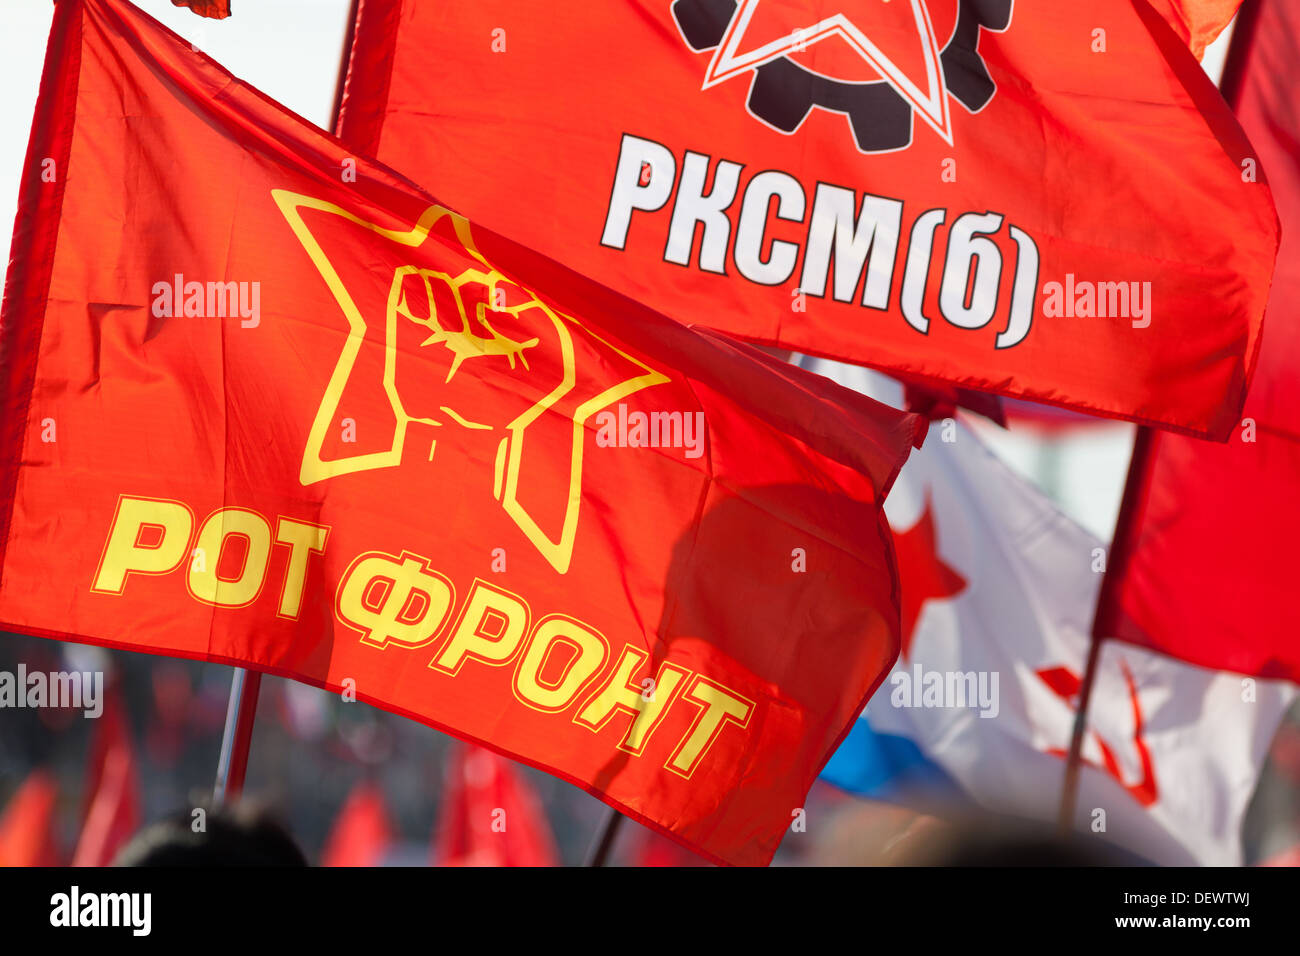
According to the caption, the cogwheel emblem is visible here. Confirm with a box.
[672,0,1013,154]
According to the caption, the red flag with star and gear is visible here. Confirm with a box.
[0,0,924,866]
[337,0,1275,440]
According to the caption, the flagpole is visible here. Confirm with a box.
[209,0,360,810]
[1058,425,1153,830]
[1057,632,1103,831]
[1059,1,1262,833]
[213,668,263,803]
[331,0,361,135]
[584,805,625,867]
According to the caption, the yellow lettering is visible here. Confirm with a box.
[575,645,689,753]
[186,508,272,607]
[274,517,329,619]
[336,550,454,649]
[514,615,607,712]
[92,496,193,593]
[431,579,530,674]
[668,677,754,778]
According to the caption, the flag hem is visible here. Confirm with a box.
[0,0,84,592]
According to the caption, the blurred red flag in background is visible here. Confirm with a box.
[1097,0,1300,684]
[433,744,558,867]
[336,0,1276,439]
[321,779,394,867]
[71,687,140,866]
[0,770,61,867]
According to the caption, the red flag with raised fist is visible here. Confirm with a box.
[0,0,923,865]
[337,0,1276,440]
[1096,0,1300,684]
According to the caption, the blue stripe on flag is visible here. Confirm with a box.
[821,718,963,803]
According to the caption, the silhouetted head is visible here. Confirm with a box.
[113,799,307,866]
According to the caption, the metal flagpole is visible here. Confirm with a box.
[213,668,263,803]
[331,0,361,135]
[584,806,625,867]
[1056,631,1103,831]
[1058,426,1152,830]
[209,0,360,809]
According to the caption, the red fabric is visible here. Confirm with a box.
[433,744,558,866]
[1259,845,1300,867]
[0,0,923,866]
[170,0,231,19]
[631,825,712,867]
[1148,0,1243,58]
[336,0,1276,440]
[1001,398,1109,431]
[1097,0,1300,683]
[0,770,61,867]
[321,780,393,867]
[901,381,1005,428]
[71,688,140,866]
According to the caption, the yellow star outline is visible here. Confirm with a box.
[272,189,669,574]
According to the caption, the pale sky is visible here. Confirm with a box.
[0,1,1239,542]
[0,0,353,235]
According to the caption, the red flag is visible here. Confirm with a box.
[335,0,1277,441]
[900,379,1005,428]
[1000,399,1109,432]
[1096,0,1300,684]
[170,0,231,19]
[0,770,61,867]
[433,744,558,866]
[630,826,711,867]
[0,0,922,865]
[71,688,140,866]
[321,780,393,867]
[1148,0,1243,58]
[1260,845,1300,867]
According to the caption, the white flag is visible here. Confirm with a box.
[805,356,1295,866]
